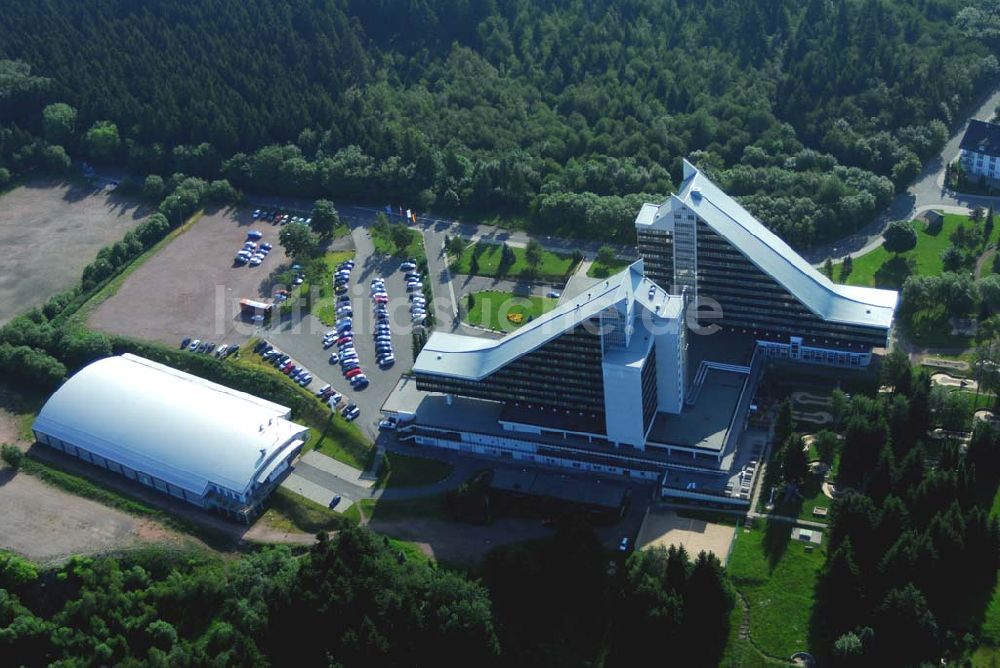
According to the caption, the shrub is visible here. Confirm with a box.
[1,444,23,469]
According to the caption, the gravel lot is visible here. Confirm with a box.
[89,207,284,346]
[0,177,150,324]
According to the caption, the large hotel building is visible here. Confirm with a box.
[384,160,897,505]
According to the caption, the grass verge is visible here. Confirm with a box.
[233,348,371,469]
[452,242,579,282]
[372,223,423,258]
[465,290,558,331]
[310,250,356,326]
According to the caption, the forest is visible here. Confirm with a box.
[0,521,732,667]
[0,0,996,244]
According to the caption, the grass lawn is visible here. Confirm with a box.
[260,487,346,533]
[346,494,450,524]
[835,213,981,289]
[726,520,826,658]
[465,290,558,331]
[587,258,631,278]
[452,242,579,282]
[719,601,786,667]
[773,474,832,523]
[311,250,356,326]
[378,451,453,489]
[371,222,423,258]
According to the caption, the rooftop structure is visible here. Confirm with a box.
[636,159,897,366]
[32,354,307,522]
[415,262,688,449]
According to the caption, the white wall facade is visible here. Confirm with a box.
[654,315,686,414]
[961,148,1000,181]
[602,359,646,448]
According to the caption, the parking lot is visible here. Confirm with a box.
[89,207,284,346]
[0,177,150,324]
[259,226,424,438]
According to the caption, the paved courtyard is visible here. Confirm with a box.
[636,508,736,565]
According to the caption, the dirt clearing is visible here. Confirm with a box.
[0,177,150,324]
[89,207,286,346]
[0,470,192,563]
[636,508,736,565]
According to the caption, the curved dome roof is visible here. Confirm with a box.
[33,354,308,496]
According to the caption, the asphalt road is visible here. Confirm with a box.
[261,224,421,440]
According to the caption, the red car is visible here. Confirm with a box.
[283,365,296,375]
[345,367,363,379]
[374,295,389,304]
[337,335,353,345]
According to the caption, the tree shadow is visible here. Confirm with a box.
[761,514,794,571]
[0,466,17,486]
[873,255,914,290]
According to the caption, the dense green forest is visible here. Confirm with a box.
[0,522,731,667]
[1,0,996,244]
[762,352,1000,663]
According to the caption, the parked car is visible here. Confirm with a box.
[548,290,561,298]
[378,418,397,430]
[328,495,342,509]
[378,356,396,368]
[351,376,368,390]
[342,404,360,421]
[329,353,340,364]
[252,209,261,219]
[215,344,228,357]
[181,337,191,349]
[345,368,363,379]
[400,261,417,271]
[618,537,630,552]
[317,383,332,396]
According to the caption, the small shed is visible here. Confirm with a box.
[925,210,944,235]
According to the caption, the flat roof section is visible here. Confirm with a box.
[646,369,746,452]
[489,468,628,509]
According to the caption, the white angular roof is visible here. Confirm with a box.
[636,160,897,329]
[32,354,308,496]
[414,262,681,380]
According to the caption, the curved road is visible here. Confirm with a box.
[805,86,1000,263]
